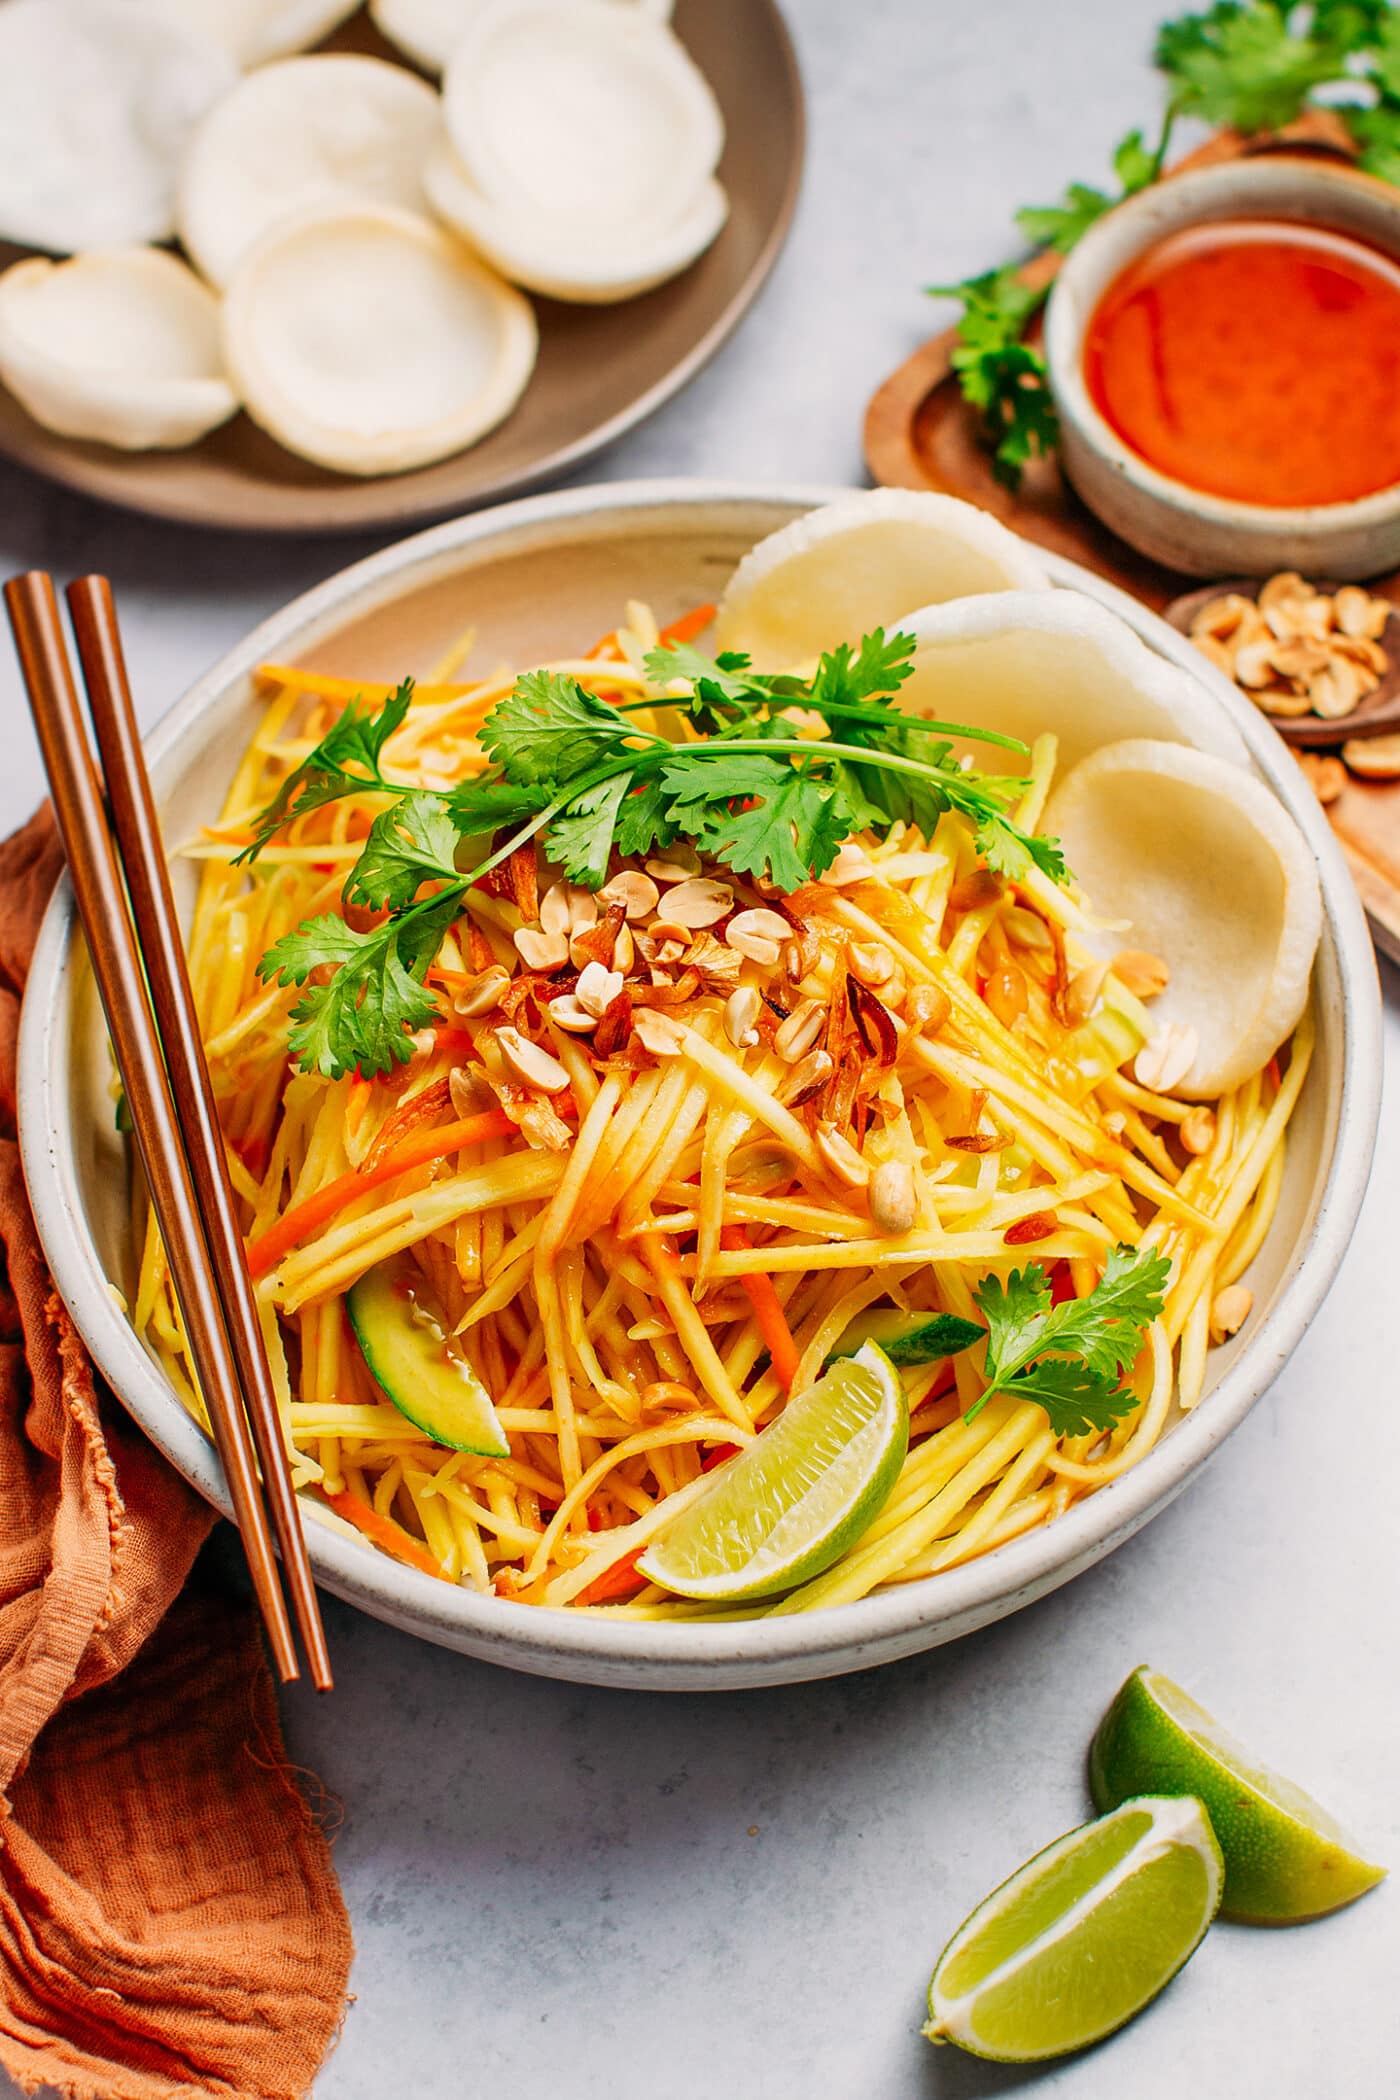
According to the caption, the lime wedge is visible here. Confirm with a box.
[925,1795,1223,2062]
[1091,1666,1386,1923]
[636,1343,907,1601]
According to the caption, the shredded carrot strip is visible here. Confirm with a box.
[247,1108,515,1277]
[577,1548,647,1604]
[657,602,717,647]
[721,1225,800,1392]
[582,603,717,663]
[322,1488,447,1580]
[254,666,472,703]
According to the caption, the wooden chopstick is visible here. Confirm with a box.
[67,576,332,1693]
[4,573,313,1687]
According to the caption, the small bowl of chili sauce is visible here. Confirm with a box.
[1044,156,1400,579]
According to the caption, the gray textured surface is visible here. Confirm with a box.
[0,0,1395,2092]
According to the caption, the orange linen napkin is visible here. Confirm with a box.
[0,808,352,2100]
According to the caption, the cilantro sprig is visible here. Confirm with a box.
[459,631,1064,892]
[244,629,1064,1080]
[233,679,415,864]
[934,1,1400,489]
[964,1245,1171,1438]
[925,268,1064,492]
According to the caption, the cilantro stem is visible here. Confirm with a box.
[696,736,1016,786]
[457,803,557,886]
[615,695,1029,754]
[1147,98,1177,181]
[787,704,1028,753]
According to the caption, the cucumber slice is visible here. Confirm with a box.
[346,1253,509,1457]
[831,1306,984,1368]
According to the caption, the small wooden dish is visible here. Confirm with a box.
[863,108,1400,966]
[1163,580,1400,749]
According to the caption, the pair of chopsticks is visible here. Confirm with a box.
[6,573,331,1690]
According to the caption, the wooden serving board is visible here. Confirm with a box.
[863,110,1400,966]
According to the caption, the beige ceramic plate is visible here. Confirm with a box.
[0,2,802,534]
[16,482,1382,1691]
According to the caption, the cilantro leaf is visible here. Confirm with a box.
[1014,128,1163,255]
[1112,126,1162,194]
[258,892,463,1080]
[256,912,366,987]
[482,670,650,787]
[966,1244,1170,1438]
[970,801,1068,885]
[1154,2,1344,132]
[990,1357,1136,1440]
[392,887,468,981]
[1034,1242,1174,1380]
[929,266,1061,491]
[344,794,462,911]
[235,680,413,863]
[285,941,441,1082]
[446,769,543,837]
[975,1261,1052,1370]
[832,718,950,839]
[982,345,1062,489]
[957,337,1059,491]
[612,775,677,860]
[807,628,917,710]
[1015,181,1117,254]
[825,758,892,837]
[643,641,777,737]
[1347,12,1400,173]
[643,640,757,701]
[932,264,1046,370]
[1314,0,1391,45]
[546,774,633,889]
[660,750,846,889]
[1348,95,1400,178]
[717,772,850,890]
[1366,8,1400,90]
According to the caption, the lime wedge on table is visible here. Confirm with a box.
[636,1343,907,1602]
[1091,1666,1386,1923]
[924,1795,1223,2062]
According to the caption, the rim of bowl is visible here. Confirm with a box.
[1045,155,1400,531]
[17,477,1383,1679]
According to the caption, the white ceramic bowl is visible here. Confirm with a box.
[1045,157,1400,579]
[17,480,1382,1690]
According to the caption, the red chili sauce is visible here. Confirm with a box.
[1083,219,1400,508]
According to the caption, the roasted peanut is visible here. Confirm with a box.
[1210,1283,1252,1343]
[867,1159,917,1235]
